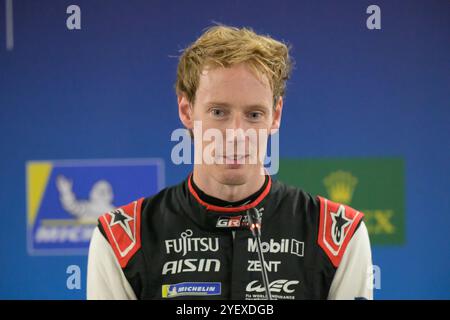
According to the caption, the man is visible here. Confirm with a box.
[87,25,373,300]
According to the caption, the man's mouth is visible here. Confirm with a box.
[224,155,247,161]
[214,154,250,165]
[225,155,249,166]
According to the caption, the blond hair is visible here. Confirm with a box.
[175,25,293,105]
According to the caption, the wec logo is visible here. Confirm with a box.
[246,279,299,294]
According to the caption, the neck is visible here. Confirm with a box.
[192,166,266,202]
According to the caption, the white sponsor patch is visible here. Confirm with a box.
[162,258,221,275]
[165,229,219,257]
[247,238,304,257]
[247,260,281,273]
[245,279,300,300]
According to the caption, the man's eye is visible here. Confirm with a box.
[247,112,263,121]
[210,108,226,118]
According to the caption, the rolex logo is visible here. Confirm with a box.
[323,171,358,204]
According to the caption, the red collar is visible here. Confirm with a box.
[187,173,272,213]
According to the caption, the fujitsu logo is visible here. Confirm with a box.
[165,229,219,257]
[247,238,304,257]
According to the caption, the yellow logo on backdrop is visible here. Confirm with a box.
[323,171,358,205]
[323,170,395,236]
[364,209,395,235]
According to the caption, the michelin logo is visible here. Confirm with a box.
[35,225,95,243]
[56,175,115,224]
[34,175,115,244]
[162,282,221,298]
[27,158,164,255]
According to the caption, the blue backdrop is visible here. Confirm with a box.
[0,0,449,299]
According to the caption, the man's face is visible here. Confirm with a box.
[179,62,282,186]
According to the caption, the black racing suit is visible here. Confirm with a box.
[87,174,373,300]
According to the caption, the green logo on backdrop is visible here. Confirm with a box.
[277,158,405,245]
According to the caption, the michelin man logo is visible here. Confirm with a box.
[56,175,115,223]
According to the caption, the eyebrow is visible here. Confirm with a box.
[205,101,270,110]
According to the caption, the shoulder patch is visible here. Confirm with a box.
[98,198,144,268]
[317,196,364,268]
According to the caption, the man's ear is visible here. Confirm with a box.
[178,95,193,130]
[270,96,283,134]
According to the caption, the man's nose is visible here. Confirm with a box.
[229,113,243,130]
[225,114,246,143]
